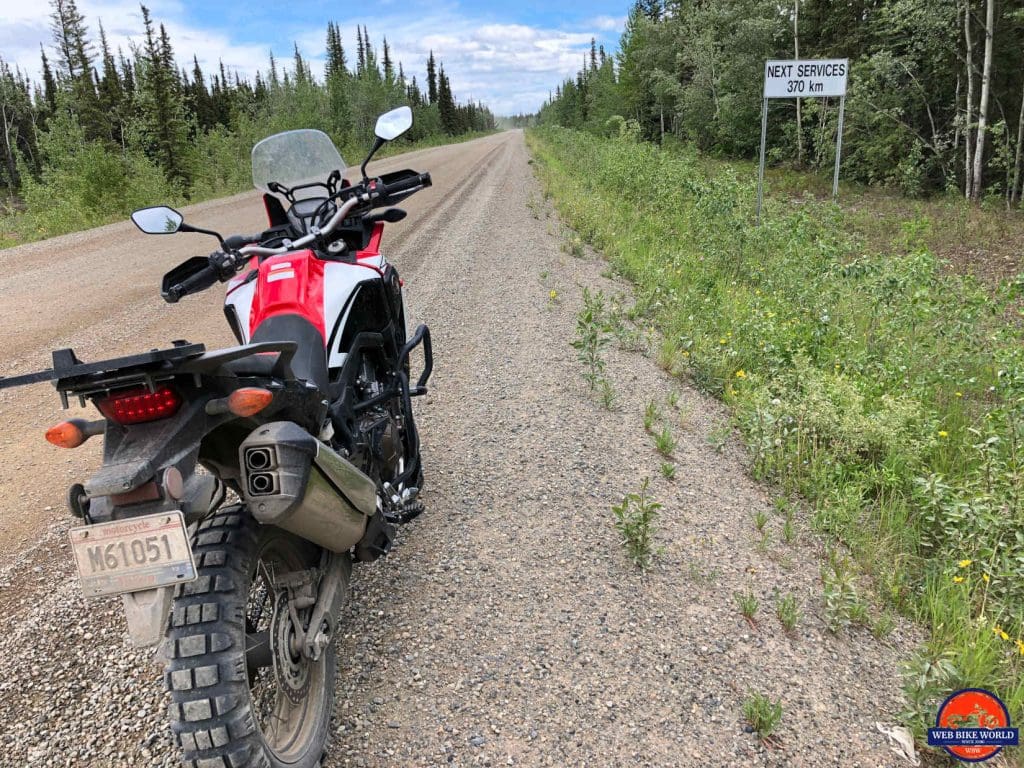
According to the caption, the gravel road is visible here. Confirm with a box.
[0,130,921,767]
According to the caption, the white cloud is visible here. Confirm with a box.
[589,15,627,33]
[0,1,611,115]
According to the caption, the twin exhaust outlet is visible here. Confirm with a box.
[239,422,377,553]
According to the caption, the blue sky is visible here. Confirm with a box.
[0,0,629,114]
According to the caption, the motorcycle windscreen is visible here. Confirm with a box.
[251,129,346,201]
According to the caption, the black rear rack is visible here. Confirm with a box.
[0,340,203,389]
[0,339,300,407]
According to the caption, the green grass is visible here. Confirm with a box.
[776,593,801,633]
[735,591,759,620]
[643,400,660,432]
[527,126,1024,753]
[743,693,784,740]
[653,425,675,457]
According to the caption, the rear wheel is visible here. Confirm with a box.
[165,506,336,768]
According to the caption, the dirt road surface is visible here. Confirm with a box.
[0,131,920,767]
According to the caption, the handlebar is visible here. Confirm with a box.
[163,170,431,302]
[164,263,219,303]
[379,172,432,198]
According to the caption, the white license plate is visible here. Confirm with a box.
[69,511,197,598]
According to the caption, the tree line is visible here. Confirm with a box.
[539,0,1024,203]
[0,0,495,236]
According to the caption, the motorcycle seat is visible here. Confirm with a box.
[222,355,278,378]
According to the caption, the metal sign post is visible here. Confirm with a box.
[757,58,849,224]
[756,98,769,222]
[832,95,846,199]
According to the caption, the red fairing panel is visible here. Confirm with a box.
[248,251,326,341]
[357,222,384,260]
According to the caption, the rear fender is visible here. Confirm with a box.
[85,395,216,523]
[122,586,175,648]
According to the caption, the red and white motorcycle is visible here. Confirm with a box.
[0,106,433,767]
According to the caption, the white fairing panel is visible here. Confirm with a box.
[224,278,256,343]
[324,262,376,368]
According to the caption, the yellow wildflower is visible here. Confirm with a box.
[719,338,727,345]
[735,370,746,379]
[1000,629,1010,641]
[993,625,1009,641]
[958,559,972,568]
[938,431,949,438]
[953,576,964,584]
[1016,639,1024,656]
[955,392,963,398]
[983,573,990,584]
[549,290,558,300]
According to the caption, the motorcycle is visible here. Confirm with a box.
[0,106,433,767]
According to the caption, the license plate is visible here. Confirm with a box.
[69,511,197,598]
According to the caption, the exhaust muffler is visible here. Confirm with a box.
[239,422,376,552]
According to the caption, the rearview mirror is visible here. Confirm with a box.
[374,106,413,142]
[131,206,184,234]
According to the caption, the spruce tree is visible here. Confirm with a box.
[356,26,365,76]
[190,55,213,129]
[137,4,188,183]
[97,22,125,145]
[39,46,58,114]
[268,51,279,89]
[437,64,456,134]
[382,37,394,84]
[49,0,91,78]
[325,22,351,141]
[426,50,437,104]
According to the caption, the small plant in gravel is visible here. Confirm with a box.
[823,556,861,633]
[776,593,801,632]
[660,462,676,480]
[561,232,584,257]
[707,423,730,453]
[743,693,783,741]
[668,391,679,409]
[654,425,675,457]
[571,288,609,391]
[611,478,661,569]
[753,509,769,532]
[872,612,895,638]
[599,379,617,410]
[782,513,796,544]
[643,400,660,432]
[735,591,759,621]
[656,339,679,373]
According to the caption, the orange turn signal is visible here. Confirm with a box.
[227,387,274,417]
[45,421,86,449]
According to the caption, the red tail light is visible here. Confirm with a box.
[97,386,182,425]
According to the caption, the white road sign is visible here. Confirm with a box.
[763,59,848,99]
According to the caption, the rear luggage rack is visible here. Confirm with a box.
[0,340,301,407]
[0,341,205,400]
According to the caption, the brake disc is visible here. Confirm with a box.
[269,593,311,705]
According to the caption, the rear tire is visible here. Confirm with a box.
[165,506,335,768]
